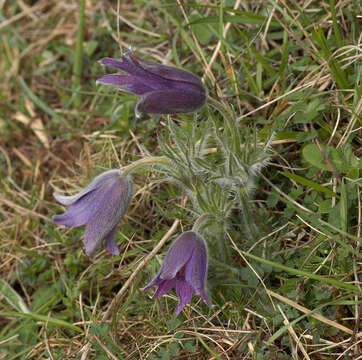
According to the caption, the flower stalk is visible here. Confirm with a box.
[121,156,173,177]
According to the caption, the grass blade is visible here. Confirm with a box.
[280,171,340,199]
[0,280,31,314]
[72,0,86,107]
[238,250,359,292]
[0,311,83,333]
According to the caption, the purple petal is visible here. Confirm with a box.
[105,226,120,255]
[83,175,133,256]
[158,232,199,280]
[199,288,210,306]
[184,235,208,294]
[175,280,193,314]
[96,74,153,95]
[98,57,126,70]
[136,89,206,115]
[53,188,103,227]
[53,169,122,206]
[142,272,163,291]
[83,223,104,256]
[53,208,89,228]
[129,50,204,91]
[100,55,170,91]
[152,278,177,298]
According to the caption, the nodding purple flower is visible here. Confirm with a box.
[97,49,206,116]
[53,170,133,256]
[143,231,210,314]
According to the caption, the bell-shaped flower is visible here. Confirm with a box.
[143,231,210,314]
[53,169,133,256]
[97,49,206,115]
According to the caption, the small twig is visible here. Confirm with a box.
[227,233,276,311]
[267,290,357,336]
[343,304,362,359]
[175,0,218,89]
[206,0,242,74]
[93,335,119,360]
[44,313,55,360]
[278,304,311,360]
[259,173,314,214]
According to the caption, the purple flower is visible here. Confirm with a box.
[53,170,133,256]
[143,231,210,314]
[97,49,206,115]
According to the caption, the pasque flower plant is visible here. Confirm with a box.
[97,49,206,115]
[53,170,133,256]
[143,231,210,314]
[50,44,270,318]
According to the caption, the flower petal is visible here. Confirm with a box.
[105,226,120,256]
[184,235,208,294]
[53,169,122,206]
[142,272,163,291]
[152,278,177,299]
[82,175,133,256]
[129,50,204,91]
[96,74,153,95]
[98,57,125,70]
[83,223,104,256]
[136,89,206,115]
[199,288,210,306]
[175,279,193,314]
[53,188,103,227]
[99,55,170,91]
[158,232,199,280]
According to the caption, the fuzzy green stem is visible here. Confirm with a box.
[120,156,173,177]
[192,213,213,233]
[207,97,238,136]
[72,0,86,108]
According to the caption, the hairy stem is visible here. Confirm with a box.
[121,156,173,177]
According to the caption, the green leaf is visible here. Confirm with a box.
[0,279,31,314]
[280,171,340,199]
[19,77,62,121]
[168,343,180,357]
[187,13,279,27]
[294,110,319,124]
[84,40,98,56]
[189,12,212,44]
[184,341,197,353]
[347,168,359,179]
[32,285,58,313]
[168,315,181,331]
[302,143,343,172]
[313,25,349,90]
[318,199,332,214]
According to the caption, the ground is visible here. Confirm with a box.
[0,0,361,359]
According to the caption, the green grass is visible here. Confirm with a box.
[0,0,361,359]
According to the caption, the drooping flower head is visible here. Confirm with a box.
[53,170,133,256]
[143,231,209,314]
[97,49,206,116]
